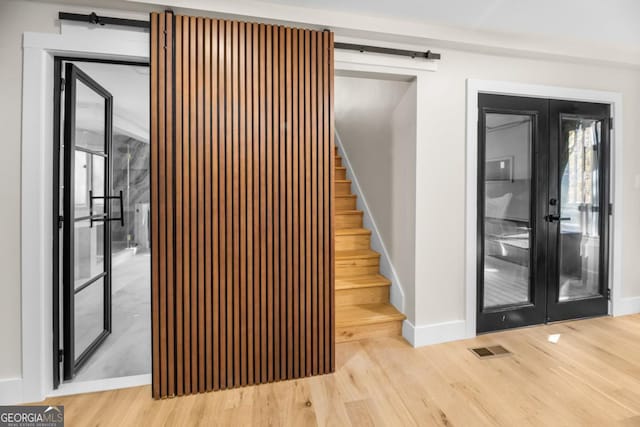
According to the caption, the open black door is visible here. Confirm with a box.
[546,100,610,321]
[62,63,120,380]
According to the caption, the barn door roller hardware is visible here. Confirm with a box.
[334,42,441,60]
[58,12,150,29]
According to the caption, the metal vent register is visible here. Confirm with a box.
[469,345,511,359]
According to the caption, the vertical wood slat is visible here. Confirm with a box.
[283,28,296,378]
[175,16,184,397]
[211,18,220,392]
[310,30,318,376]
[181,15,192,396]
[151,12,334,398]
[225,20,234,389]
[329,31,336,371]
[259,22,268,385]
[150,12,159,399]
[272,24,281,383]
[291,28,300,379]
[203,17,212,393]
[189,16,199,392]
[303,30,313,375]
[218,19,227,391]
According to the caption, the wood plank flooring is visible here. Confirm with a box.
[39,314,640,426]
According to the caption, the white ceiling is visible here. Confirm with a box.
[255,0,640,48]
[40,0,640,48]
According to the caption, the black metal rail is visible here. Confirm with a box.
[58,12,150,29]
[58,12,441,60]
[334,42,441,60]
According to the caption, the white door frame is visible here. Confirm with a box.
[465,79,624,338]
[19,24,150,404]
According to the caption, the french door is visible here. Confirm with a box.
[477,94,610,333]
[60,63,120,379]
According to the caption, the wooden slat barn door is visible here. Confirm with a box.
[150,11,335,399]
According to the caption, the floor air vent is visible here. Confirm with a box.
[469,345,511,359]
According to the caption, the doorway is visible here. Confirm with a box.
[477,94,610,333]
[53,58,151,387]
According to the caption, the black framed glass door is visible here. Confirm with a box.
[62,63,117,379]
[477,94,549,332]
[547,100,610,321]
[477,94,610,333]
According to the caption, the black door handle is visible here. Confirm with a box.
[545,214,571,223]
[89,190,125,227]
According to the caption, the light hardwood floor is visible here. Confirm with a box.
[39,314,640,426]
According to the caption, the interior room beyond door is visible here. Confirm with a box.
[54,59,151,389]
[477,94,610,333]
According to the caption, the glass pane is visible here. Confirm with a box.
[75,79,106,153]
[558,118,602,301]
[74,151,89,217]
[483,113,533,309]
[74,152,106,217]
[92,154,106,215]
[74,278,105,357]
[74,220,105,289]
[111,134,151,252]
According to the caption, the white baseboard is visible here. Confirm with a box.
[402,319,468,348]
[0,378,23,405]
[47,374,151,398]
[0,374,151,404]
[613,296,640,317]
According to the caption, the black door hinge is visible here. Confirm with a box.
[606,288,611,300]
[609,117,614,130]
[58,215,64,229]
[609,203,613,215]
[60,78,65,91]
[58,349,64,363]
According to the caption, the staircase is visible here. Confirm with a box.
[334,148,406,343]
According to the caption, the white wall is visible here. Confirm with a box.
[389,83,417,321]
[335,75,417,321]
[0,0,60,380]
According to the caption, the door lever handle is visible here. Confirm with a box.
[545,214,571,223]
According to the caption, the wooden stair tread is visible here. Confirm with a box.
[335,179,351,183]
[336,303,405,327]
[335,194,356,198]
[335,228,371,236]
[336,249,380,260]
[335,274,391,290]
[336,210,362,215]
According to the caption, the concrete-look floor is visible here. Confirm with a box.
[72,250,151,382]
[41,314,640,426]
